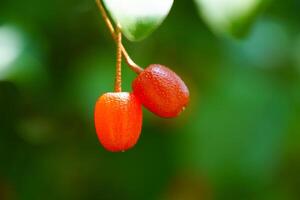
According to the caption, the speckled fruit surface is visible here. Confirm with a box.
[132,64,189,118]
[94,92,142,152]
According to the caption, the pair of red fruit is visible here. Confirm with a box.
[94,0,190,152]
[95,64,189,152]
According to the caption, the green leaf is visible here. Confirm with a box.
[103,0,174,41]
[194,0,268,38]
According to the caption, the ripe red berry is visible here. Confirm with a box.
[132,64,189,118]
[94,92,142,152]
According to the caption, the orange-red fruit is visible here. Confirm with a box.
[94,92,142,152]
[132,64,189,118]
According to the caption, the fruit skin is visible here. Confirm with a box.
[132,64,189,118]
[94,92,142,152]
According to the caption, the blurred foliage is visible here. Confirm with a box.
[0,0,300,200]
[194,0,271,38]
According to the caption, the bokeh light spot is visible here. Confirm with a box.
[0,26,23,75]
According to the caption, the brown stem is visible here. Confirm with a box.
[95,0,143,74]
[115,26,122,92]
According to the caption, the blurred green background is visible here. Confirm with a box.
[1,0,300,199]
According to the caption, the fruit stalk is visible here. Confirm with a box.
[95,0,143,74]
[115,26,122,92]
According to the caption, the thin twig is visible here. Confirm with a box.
[95,0,143,74]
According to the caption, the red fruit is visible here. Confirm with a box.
[132,64,189,118]
[94,92,142,152]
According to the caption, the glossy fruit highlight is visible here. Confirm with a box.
[94,92,142,152]
[132,64,189,118]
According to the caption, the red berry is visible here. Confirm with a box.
[132,64,189,118]
[94,92,142,152]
